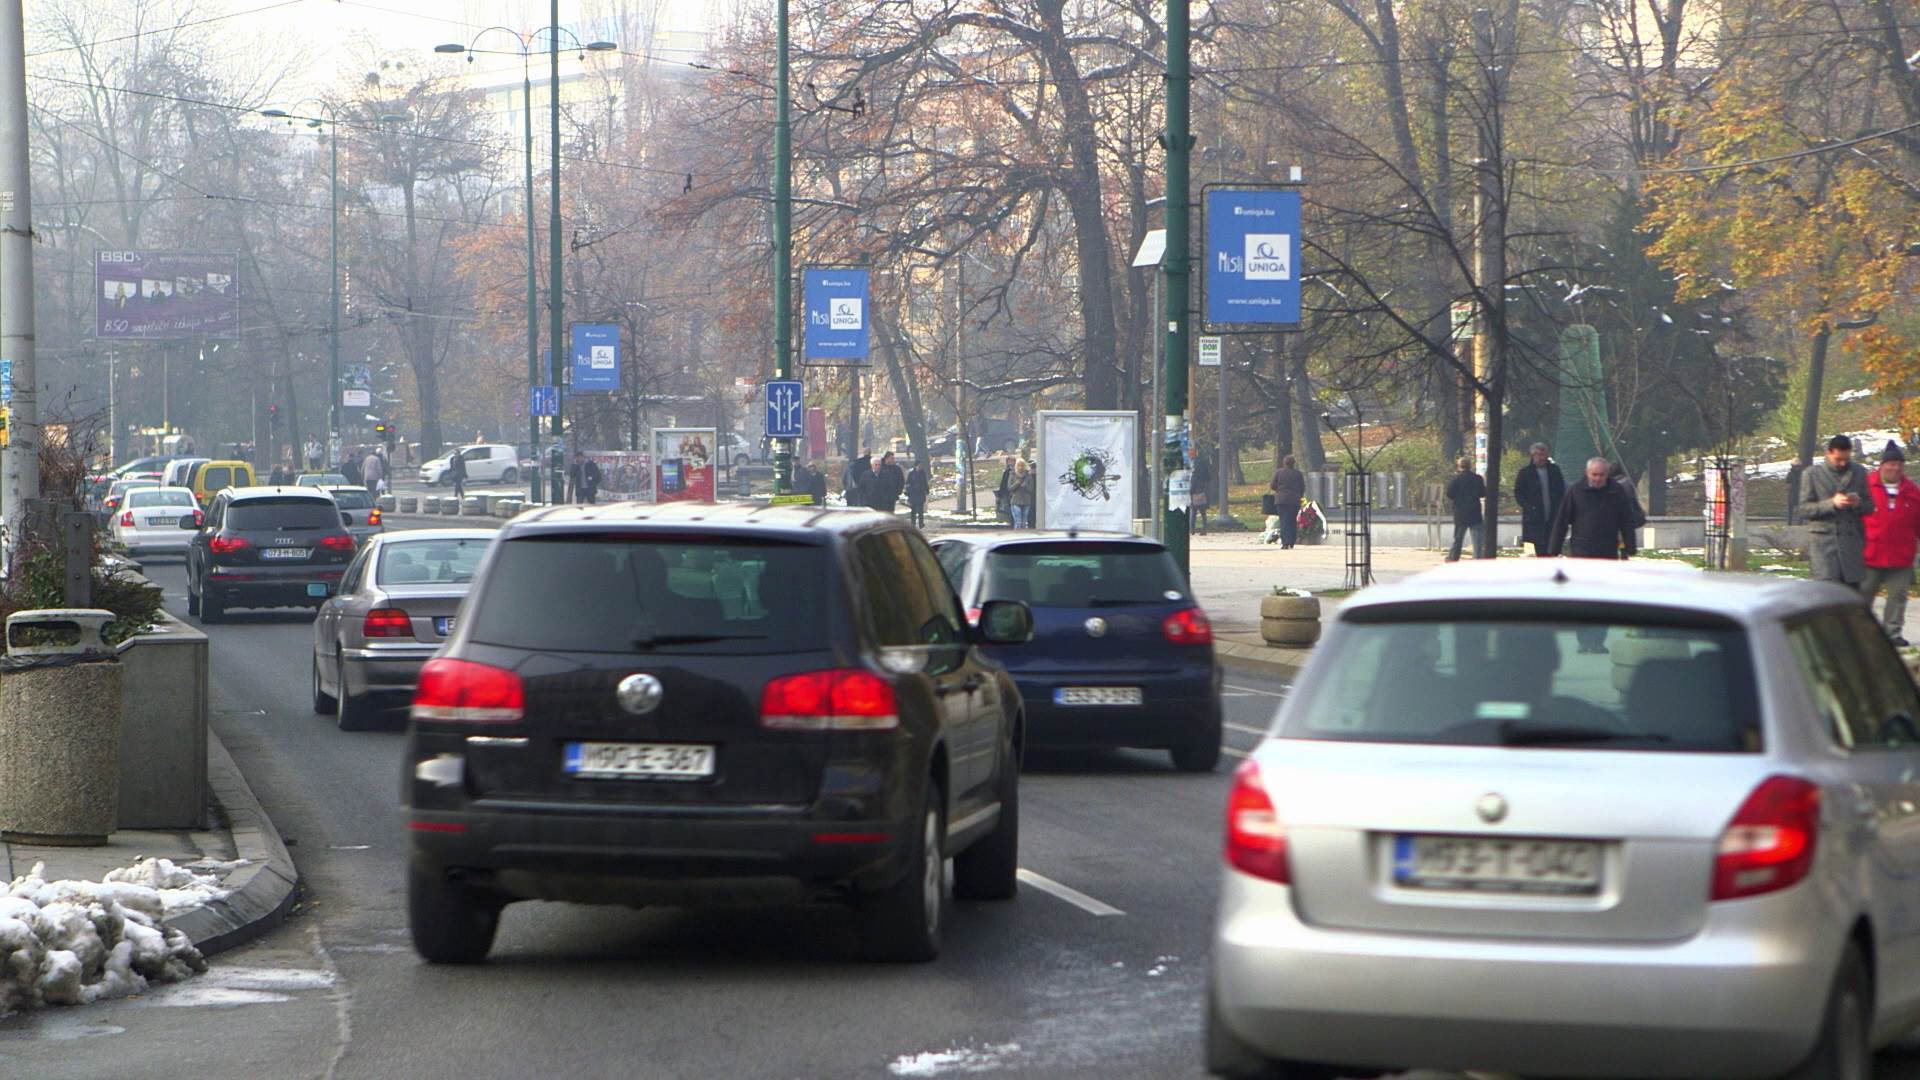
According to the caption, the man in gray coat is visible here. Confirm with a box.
[1799,434,1876,584]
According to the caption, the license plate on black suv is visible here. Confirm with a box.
[563,741,715,780]
[261,548,310,560]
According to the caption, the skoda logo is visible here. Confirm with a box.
[616,673,663,716]
[1476,792,1509,825]
[1084,617,1107,638]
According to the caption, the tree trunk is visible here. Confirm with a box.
[1273,334,1294,467]
[1292,351,1326,470]
[1645,453,1667,515]
[401,181,442,457]
[874,308,928,463]
[1796,326,1832,468]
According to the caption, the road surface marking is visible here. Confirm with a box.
[1226,683,1289,698]
[1226,722,1268,737]
[1224,746,1250,759]
[1016,869,1125,916]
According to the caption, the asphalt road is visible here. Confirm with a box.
[0,546,1290,1080]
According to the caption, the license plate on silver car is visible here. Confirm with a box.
[564,741,715,780]
[1054,687,1144,706]
[260,548,309,560]
[1392,834,1602,895]
[434,617,455,636]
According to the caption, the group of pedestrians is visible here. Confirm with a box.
[1438,442,1642,562]
[840,451,933,525]
[1803,435,1920,644]
[994,455,1037,528]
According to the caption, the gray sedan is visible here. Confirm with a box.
[310,529,493,731]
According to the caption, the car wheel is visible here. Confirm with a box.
[1206,987,1340,1079]
[865,781,944,963]
[186,573,201,616]
[336,657,371,732]
[311,655,337,715]
[407,856,500,964]
[199,589,224,624]
[1172,705,1225,773]
[501,467,518,484]
[953,731,1019,901]
[1785,943,1871,1080]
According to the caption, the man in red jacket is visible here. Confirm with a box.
[1862,440,1920,644]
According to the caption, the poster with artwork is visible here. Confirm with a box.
[588,450,652,502]
[651,427,716,504]
[1037,410,1138,533]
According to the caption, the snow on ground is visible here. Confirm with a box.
[1836,388,1877,402]
[0,858,227,1014]
[888,1043,1025,1077]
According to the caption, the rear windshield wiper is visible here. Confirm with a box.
[631,632,766,649]
[1498,721,1671,747]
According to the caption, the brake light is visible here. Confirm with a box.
[192,509,204,527]
[412,658,525,724]
[120,511,134,528]
[319,534,356,552]
[209,535,249,554]
[1163,607,1214,645]
[368,508,382,526]
[761,668,900,730]
[105,497,119,510]
[363,608,413,638]
[965,607,982,627]
[1711,775,1819,901]
[1225,760,1290,883]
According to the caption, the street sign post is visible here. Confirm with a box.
[530,385,559,418]
[801,268,870,363]
[764,378,805,439]
[1202,187,1303,330]
[569,322,620,392]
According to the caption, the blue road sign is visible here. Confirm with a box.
[570,322,620,392]
[2,358,12,405]
[1204,189,1302,327]
[764,379,805,439]
[802,269,870,362]
[530,385,559,417]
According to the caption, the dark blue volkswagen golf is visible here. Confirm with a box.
[932,533,1222,771]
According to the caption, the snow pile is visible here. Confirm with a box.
[0,858,216,1014]
[1836,388,1877,403]
[888,1043,1024,1077]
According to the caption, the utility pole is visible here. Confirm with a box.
[1160,0,1193,577]
[771,0,793,494]
[547,0,566,505]
[1471,7,1508,559]
[0,0,36,556]
[955,257,967,515]
[522,49,539,504]
[328,123,340,466]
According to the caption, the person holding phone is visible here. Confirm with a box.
[1799,434,1875,585]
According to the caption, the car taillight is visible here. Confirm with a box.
[1163,607,1213,645]
[1711,775,1819,901]
[319,534,356,551]
[120,511,133,527]
[368,508,382,526]
[965,606,982,626]
[1225,760,1290,884]
[412,658,524,724]
[363,608,413,638]
[192,510,204,527]
[209,535,249,554]
[105,498,119,510]
[761,668,900,731]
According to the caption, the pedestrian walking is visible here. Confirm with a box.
[1191,452,1213,535]
[1799,434,1876,585]
[1010,459,1036,528]
[1267,455,1306,548]
[871,451,906,513]
[994,455,1016,524]
[448,446,468,503]
[570,451,602,505]
[340,452,363,487]
[305,440,322,472]
[1861,440,1920,644]
[1444,457,1486,561]
[905,459,930,528]
[361,448,386,498]
[844,453,873,508]
[1548,457,1640,561]
[1514,443,1567,557]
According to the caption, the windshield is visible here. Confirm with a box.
[467,536,824,654]
[981,542,1187,607]
[226,499,342,532]
[1280,616,1761,752]
[377,538,488,585]
[127,489,196,509]
[329,490,374,510]
[110,481,156,497]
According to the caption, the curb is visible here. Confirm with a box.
[1215,641,1309,683]
[166,732,300,957]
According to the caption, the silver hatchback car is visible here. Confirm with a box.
[1210,560,1920,1080]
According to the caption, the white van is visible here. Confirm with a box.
[421,444,520,486]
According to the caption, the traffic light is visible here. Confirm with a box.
[268,403,280,427]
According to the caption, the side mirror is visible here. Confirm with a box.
[178,514,199,529]
[974,600,1033,645]
[341,511,354,527]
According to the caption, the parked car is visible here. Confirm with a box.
[186,487,356,623]
[421,444,518,486]
[403,502,1032,964]
[108,455,176,479]
[296,473,349,489]
[720,432,760,471]
[928,419,1021,458]
[162,457,211,490]
[99,475,163,525]
[312,529,492,731]
[321,485,383,546]
[110,486,202,558]
[1209,559,1920,1079]
[933,534,1221,771]
[189,460,256,508]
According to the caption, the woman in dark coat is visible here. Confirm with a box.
[904,460,931,527]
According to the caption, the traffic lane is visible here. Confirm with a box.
[77,562,1234,1078]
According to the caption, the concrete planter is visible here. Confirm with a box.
[398,495,418,513]
[460,496,485,516]
[1260,594,1322,648]
[377,495,397,513]
[488,495,515,516]
[115,611,208,830]
[421,496,440,514]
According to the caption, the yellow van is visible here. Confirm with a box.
[191,460,255,507]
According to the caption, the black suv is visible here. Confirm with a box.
[404,502,1031,964]
[187,487,357,622]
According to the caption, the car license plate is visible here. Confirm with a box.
[564,741,715,781]
[307,583,330,597]
[1054,686,1144,706]
[1392,834,1602,896]
[434,617,456,636]
[260,548,309,560]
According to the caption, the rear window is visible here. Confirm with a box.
[1281,615,1760,752]
[128,489,195,509]
[111,481,156,497]
[982,542,1186,607]
[330,490,374,510]
[378,538,488,585]
[467,536,825,654]
[202,466,233,490]
[227,498,342,531]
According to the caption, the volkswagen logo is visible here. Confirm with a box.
[1084,617,1107,638]
[616,673,664,716]
[1476,792,1509,825]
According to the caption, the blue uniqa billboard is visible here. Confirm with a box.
[802,269,870,362]
[1204,189,1302,327]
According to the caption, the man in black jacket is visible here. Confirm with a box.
[870,451,906,513]
[1548,457,1639,560]
[1514,442,1567,556]
[1444,457,1486,561]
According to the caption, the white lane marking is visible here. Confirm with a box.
[1225,683,1289,698]
[1016,868,1125,916]
[1226,722,1268,737]
[1224,746,1250,759]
